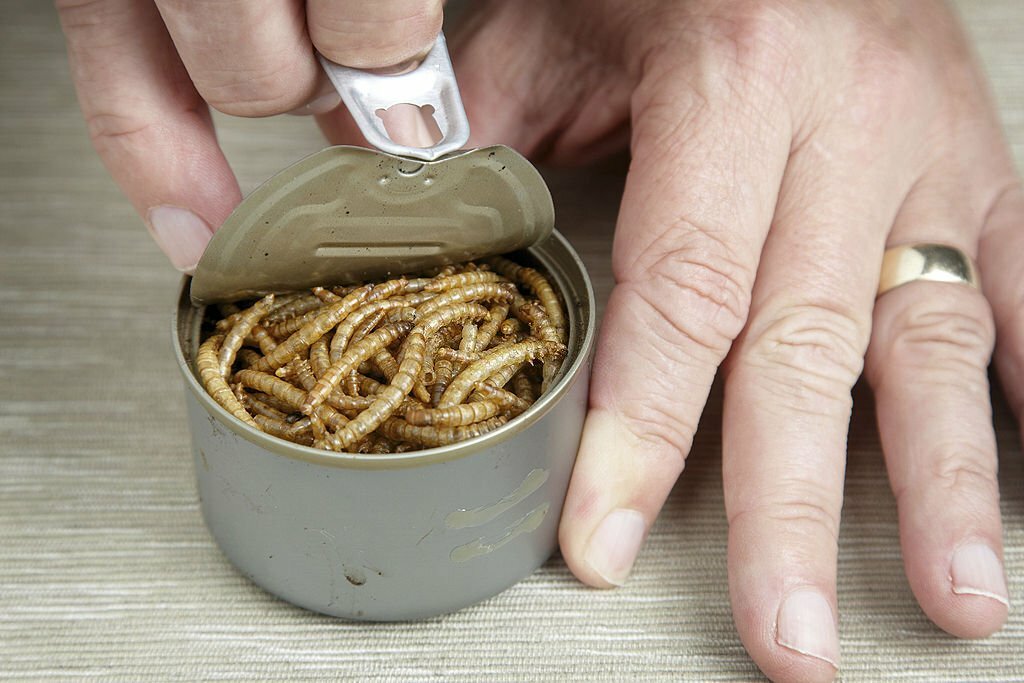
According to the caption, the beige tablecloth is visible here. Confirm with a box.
[1,2,1021,680]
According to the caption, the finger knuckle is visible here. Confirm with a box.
[882,303,995,371]
[731,494,840,549]
[700,1,803,91]
[616,397,695,469]
[930,444,999,497]
[84,110,157,152]
[197,61,311,116]
[843,35,924,129]
[617,228,753,356]
[739,302,867,408]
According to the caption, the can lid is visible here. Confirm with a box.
[189,144,554,305]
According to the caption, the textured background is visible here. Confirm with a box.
[1,1,1022,681]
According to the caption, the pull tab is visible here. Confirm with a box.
[318,33,470,161]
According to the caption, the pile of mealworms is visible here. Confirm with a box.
[196,256,568,453]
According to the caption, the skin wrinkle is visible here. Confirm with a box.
[740,302,870,373]
[728,499,841,550]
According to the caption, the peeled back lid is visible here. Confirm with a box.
[189,144,554,305]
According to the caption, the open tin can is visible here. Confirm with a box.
[172,140,595,620]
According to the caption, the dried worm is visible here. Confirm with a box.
[196,335,257,428]
[218,294,274,377]
[439,340,566,408]
[252,286,372,372]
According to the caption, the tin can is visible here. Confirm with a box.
[174,222,594,620]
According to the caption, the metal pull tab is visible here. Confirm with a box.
[318,33,470,161]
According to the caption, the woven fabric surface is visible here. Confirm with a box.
[1,2,1022,681]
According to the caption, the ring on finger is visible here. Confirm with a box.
[877,243,979,297]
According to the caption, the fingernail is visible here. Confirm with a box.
[288,91,342,116]
[950,543,1010,606]
[776,589,840,668]
[146,206,213,273]
[583,508,646,586]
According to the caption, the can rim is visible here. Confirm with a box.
[172,229,595,470]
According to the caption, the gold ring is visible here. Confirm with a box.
[877,243,979,297]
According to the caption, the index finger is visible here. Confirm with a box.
[57,0,240,271]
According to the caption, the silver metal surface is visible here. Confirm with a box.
[175,231,595,620]
[319,33,470,161]
[188,145,554,305]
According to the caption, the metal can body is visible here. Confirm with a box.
[174,231,594,620]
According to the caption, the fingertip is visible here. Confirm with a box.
[733,587,840,683]
[908,541,1010,639]
[558,410,662,589]
[146,206,214,273]
[571,507,647,588]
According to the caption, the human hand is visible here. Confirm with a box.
[361,1,1015,680]
[56,0,442,272]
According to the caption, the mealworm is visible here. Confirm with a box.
[420,325,458,385]
[372,348,399,382]
[197,335,258,428]
[458,322,478,356]
[239,391,289,421]
[303,322,413,414]
[286,358,317,391]
[329,299,407,362]
[424,270,504,292]
[254,414,314,446]
[352,309,386,344]
[235,369,348,431]
[435,346,480,366]
[366,277,409,302]
[263,292,323,325]
[486,359,523,389]
[343,372,362,397]
[517,300,564,390]
[309,335,331,378]
[312,286,341,303]
[252,286,372,372]
[218,294,274,377]
[264,309,319,339]
[403,277,433,293]
[410,303,491,400]
[378,415,508,448]
[512,370,537,404]
[320,304,490,449]
[320,365,419,449]
[487,256,566,341]
[415,282,515,319]
[470,380,532,415]
[309,412,330,450]
[404,398,505,427]
[439,340,566,408]
[247,324,278,355]
[474,304,509,352]
[246,391,298,416]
